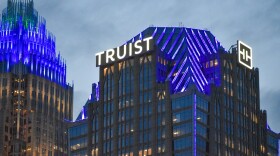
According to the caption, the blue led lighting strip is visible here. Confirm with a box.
[197,30,212,55]
[157,27,166,45]
[152,27,158,38]
[172,53,188,84]
[96,83,100,101]
[189,50,208,85]
[175,65,189,92]
[189,29,206,55]
[185,30,201,59]
[189,56,205,87]
[139,32,143,40]
[171,38,185,59]
[203,31,217,53]
[186,37,199,61]
[167,28,183,55]
[181,76,191,92]
[172,48,188,83]
[166,29,185,81]
[190,67,203,92]
[161,28,175,51]
[214,37,220,50]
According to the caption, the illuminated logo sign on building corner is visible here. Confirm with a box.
[238,40,253,69]
[96,37,154,67]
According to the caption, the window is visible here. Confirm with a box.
[39,81,43,90]
[173,109,192,123]
[197,110,208,124]
[69,124,88,138]
[2,89,7,96]
[173,123,192,137]
[172,96,193,110]
[197,137,207,151]
[197,123,207,138]
[32,79,37,88]
[2,78,7,86]
[174,136,192,150]
[45,84,49,93]
[28,136,31,143]
[32,91,36,98]
[51,87,54,95]
[196,96,208,111]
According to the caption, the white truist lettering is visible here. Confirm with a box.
[117,46,126,60]
[129,43,133,56]
[143,36,153,51]
[134,40,142,54]
[96,37,154,66]
[96,51,105,66]
[106,49,115,63]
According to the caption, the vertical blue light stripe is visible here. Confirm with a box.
[157,27,166,45]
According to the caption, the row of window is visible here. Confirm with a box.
[69,124,88,138]
[203,59,219,69]
[70,137,87,151]
[172,96,193,110]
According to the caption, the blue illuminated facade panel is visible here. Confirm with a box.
[172,94,194,155]
[171,90,209,156]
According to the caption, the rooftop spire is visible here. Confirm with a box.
[2,0,39,29]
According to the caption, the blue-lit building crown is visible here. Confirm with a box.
[127,27,226,94]
[0,0,66,85]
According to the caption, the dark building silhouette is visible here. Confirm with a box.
[0,1,73,155]
[69,27,279,156]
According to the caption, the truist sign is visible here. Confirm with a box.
[96,37,154,67]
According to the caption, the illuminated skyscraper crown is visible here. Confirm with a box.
[0,0,66,86]
[127,27,226,94]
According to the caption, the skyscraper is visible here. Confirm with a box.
[0,1,73,155]
[70,27,279,155]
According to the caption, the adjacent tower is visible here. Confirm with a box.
[0,0,73,155]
